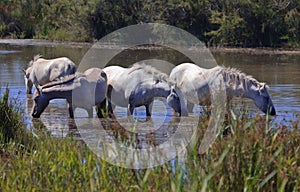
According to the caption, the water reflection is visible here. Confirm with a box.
[30,118,80,139]
[75,113,197,168]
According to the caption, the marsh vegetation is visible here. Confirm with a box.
[1,88,300,191]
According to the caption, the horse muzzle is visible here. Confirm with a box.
[32,111,41,118]
[269,106,276,116]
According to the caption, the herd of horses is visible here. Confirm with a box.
[24,55,276,119]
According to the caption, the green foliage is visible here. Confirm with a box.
[0,88,27,144]
[0,0,96,41]
[0,0,299,47]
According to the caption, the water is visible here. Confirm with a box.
[0,42,299,141]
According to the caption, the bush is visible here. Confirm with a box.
[1,0,299,47]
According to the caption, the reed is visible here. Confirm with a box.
[0,89,299,191]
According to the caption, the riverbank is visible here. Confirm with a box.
[0,39,92,48]
[1,39,300,55]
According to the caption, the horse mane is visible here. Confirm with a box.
[219,66,263,90]
[40,74,79,90]
[29,54,43,67]
[128,63,175,85]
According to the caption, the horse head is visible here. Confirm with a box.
[167,85,188,116]
[24,54,42,94]
[253,83,276,116]
[23,67,33,94]
[222,66,276,116]
[31,89,49,118]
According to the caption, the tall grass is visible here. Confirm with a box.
[0,89,299,191]
[0,87,34,146]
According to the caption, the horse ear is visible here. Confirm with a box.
[22,69,26,74]
[260,83,269,89]
[263,83,269,90]
[258,83,269,94]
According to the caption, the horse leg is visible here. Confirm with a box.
[187,101,194,113]
[127,104,135,116]
[106,100,116,118]
[145,100,154,116]
[145,104,153,121]
[106,85,116,118]
[96,100,106,118]
[67,102,74,119]
[145,104,151,117]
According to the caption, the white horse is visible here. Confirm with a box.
[102,64,187,117]
[31,68,107,118]
[23,55,77,94]
[170,63,276,115]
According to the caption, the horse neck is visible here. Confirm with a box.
[223,72,258,100]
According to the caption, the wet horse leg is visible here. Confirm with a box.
[96,99,106,118]
[128,103,135,116]
[105,84,116,118]
[67,101,74,118]
[107,101,116,118]
[145,103,152,121]
[96,101,104,118]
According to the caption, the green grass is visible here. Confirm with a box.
[1,88,300,191]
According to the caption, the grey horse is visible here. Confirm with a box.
[170,63,276,115]
[102,64,188,117]
[32,68,107,118]
[23,55,77,94]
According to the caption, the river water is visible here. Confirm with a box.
[0,41,299,141]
